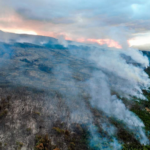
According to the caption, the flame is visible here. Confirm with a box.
[57,34,122,49]
[87,39,122,49]
[65,37,72,41]
[0,28,122,49]
[77,38,85,42]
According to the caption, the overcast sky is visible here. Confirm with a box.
[0,0,150,49]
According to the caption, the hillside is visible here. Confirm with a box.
[0,39,150,150]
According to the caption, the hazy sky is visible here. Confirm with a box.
[0,0,150,49]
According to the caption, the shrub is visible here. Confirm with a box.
[35,134,56,150]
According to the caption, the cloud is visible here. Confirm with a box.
[0,0,150,47]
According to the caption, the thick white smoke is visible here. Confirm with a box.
[86,47,150,146]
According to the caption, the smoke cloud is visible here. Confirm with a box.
[0,36,149,149]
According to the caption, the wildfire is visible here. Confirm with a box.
[0,28,122,49]
[66,37,122,49]
[87,39,122,49]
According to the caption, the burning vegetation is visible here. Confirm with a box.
[0,40,149,150]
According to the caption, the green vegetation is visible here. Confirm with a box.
[53,127,71,137]
[122,144,150,150]
[120,67,150,149]
[34,111,41,116]
[26,127,32,135]
[0,96,10,119]
[116,95,150,149]
[34,125,92,150]
[131,90,150,132]
[4,143,7,146]
[35,134,56,150]
[26,127,32,131]
[53,127,65,134]
[0,110,8,118]
[16,141,23,150]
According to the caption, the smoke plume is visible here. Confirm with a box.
[0,34,149,149]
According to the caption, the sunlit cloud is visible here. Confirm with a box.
[14,30,37,35]
[128,34,150,47]
[0,0,150,49]
[1,28,37,35]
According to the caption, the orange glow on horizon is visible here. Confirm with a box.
[0,28,122,49]
[87,39,122,49]
[1,29,37,35]
[77,38,85,42]
[65,37,122,49]
[64,37,73,41]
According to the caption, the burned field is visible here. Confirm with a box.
[0,42,150,149]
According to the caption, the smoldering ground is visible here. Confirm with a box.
[0,40,149,150]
